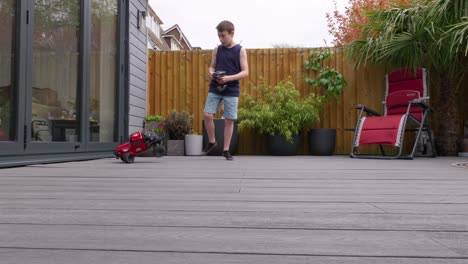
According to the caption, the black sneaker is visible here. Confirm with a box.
[202,141,217,154]
[223,150,233,161]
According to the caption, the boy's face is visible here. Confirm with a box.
[218,30,234,46]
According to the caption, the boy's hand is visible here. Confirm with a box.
[217,75,232,84]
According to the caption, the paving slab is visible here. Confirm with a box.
[0,250,467,264]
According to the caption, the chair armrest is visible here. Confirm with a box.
[355,104,381,116]
[411,96,429,103]
[410,98,433,112]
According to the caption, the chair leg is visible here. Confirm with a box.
[379,145,386,156]
[426,126,437,157]
[409,114,428,159]
[350,110,366,159]
[350,146,357,158]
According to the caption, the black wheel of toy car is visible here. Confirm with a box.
[153,145,166,158]
[122,153,134,163]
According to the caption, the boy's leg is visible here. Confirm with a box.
[221,96,239,160]
[203,93,221,153]
[224,119,234,151]
[203,112,216,144]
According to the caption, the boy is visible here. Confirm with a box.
[203,20,249,160]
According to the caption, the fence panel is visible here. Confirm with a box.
[148,48,390,155]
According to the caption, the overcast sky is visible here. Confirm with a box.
[148,0,349,49]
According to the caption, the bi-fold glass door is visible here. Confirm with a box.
[0,0,124,157]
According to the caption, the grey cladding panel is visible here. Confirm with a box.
[129,63,147,82]
[129,43,148,64]
[129,95,146,109]
[128,0,148,134]
[129,22,148,44]
[129,84,146,99]
[129,75,146,91]
[130,106,146,118]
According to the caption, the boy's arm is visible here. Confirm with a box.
[237,47,249,80]
[220,48,249,83]
[208,47,218,78]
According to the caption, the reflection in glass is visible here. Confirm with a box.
[90,0,118,142]
[0,1,16,141]
[32,0,80,142]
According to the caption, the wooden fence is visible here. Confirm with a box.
[147,48,462,155]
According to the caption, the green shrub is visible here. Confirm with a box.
[144,115,165,122]
[238,79,321,142]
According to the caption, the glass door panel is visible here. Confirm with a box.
[31,0,81,143]
[0,0,17,143]
[90,0,118,143]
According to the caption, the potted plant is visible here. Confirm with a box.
[163,110,193,156]
[185,131,203,156]
[238,78,321,155]
[304,48,347,155]
[144,115,165,134]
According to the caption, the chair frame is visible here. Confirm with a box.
[350,68,436,160]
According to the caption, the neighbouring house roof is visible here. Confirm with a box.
[163,24,193,50]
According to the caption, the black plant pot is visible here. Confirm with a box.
[266,134,300,156]
[202,119,238,155]
[308,128,336,155]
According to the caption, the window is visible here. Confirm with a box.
[153,21,159,37]
[171,39,180,50]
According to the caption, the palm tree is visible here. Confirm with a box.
[346,0,467,155]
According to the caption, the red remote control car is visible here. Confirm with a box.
[114,131,165,163]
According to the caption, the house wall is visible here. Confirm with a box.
[128,0,148,134]
[181,42,190,50]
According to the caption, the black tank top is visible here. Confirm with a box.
[209,44,242,97]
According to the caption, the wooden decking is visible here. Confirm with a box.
[0,156,467,263]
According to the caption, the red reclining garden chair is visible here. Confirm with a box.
[351,68,436,159]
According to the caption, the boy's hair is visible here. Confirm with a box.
[216,20,235,33]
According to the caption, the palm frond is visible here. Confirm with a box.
[445,17,468,56]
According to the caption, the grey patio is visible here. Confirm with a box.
[0,156,467,264]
